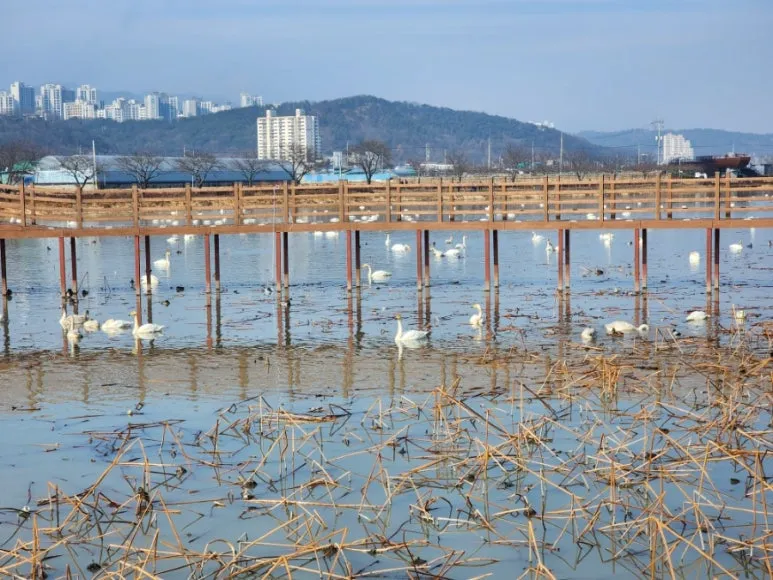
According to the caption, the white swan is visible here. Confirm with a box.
[65,318,82,342]
[444,246,462,258]
[469,304,483,327]
[604,321,649,334]
[394,314,429,344]
[166,236,179,244]
[686,310,708,322]
[140,274,159,290]
[729,241,743,253]
[599,233,614,242]
[385,233,391,247]
[445,235,454,245]
[325,231,339,239]
[430,244,445,258]
[732,306,746,320]
[83,317,99,332]
[688,251,700,264]
[60,308,86,329]
[362,263,392,284]
[546,240,556,253]
[531,232,544,243]
[130,310,164,338]
[581,327,597,341]
[102,318,132,332]
[154,250,171,269]
[455,235,467,250]
[391,243,410,253]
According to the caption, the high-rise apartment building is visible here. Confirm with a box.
[38,84,75,118]
[10,82,35,114]
[661,133,694,164]
[182,99,199,117]
[144,92,162,120]
[168,96,180,119]
[240,92,263,108]
[63,100,97,120]
[257,109,320,161]
[0,92,15,115]
[76,84,98,105]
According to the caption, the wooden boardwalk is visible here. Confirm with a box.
[0,173,770,312]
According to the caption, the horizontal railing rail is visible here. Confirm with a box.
[2,173,773,230]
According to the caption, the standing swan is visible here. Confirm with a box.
[385,233,391,247]
[154,250,171,269]
[469,303,483,327]
[362,263,392,284]
[394,314,429,344]
[130,310,165,338]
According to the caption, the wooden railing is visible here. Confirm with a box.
[1,174,773,231]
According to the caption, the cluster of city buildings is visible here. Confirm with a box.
[660,133,695,164]
[0,81,263,123]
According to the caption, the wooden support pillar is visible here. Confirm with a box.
[214,234,221,293]
[204,233,212,294]
[69,237,78,298]
[415,229,423,291]
[564,229,570,290]
[274,232,282,294]
[423,230,430,287]
[633,228,641,294]
[483,230,491,292]
[282,231,289,290]
[705,228,712,294]
[492,230,500,289]
[58,237,67,298]
[641,228,648,289]
[557,229,564,292]
[354,230,361,288]
[0,239,8,296]
[133,235,141,298]
[0,240,6,297]
[346,230,353,293]
[713,228,720,290]
[144,235,152,292]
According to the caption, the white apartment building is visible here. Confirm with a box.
[63,100,97,120]
[39,83,63,118]
[144,93,161,120]
[0,92,14,115]
[76,84,98,105]
[661,133,694,164]
[257,109,321,161]
[240,92,263,108]
[10,82,35,114]
[182,99,199,117]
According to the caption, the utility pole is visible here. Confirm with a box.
[651,119,664,165]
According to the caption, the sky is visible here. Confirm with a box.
[3,0,772,133]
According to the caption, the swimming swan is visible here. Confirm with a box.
[686,310,708,322]
[362,263,392,284]
[154,250,171,269]
[130,310,165,338]
[469,303,483,327]
[391,243,411,253]
[605,321,649,334]
[394,314,429,344]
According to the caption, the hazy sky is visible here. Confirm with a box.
[3,0,772,133]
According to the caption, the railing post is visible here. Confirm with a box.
[185,183,192,225]
[501,180,508,221]
[724,172,731,219]
[385,178,392,224]
[234,182,242,226]
[132,185,139,228]
[609,173,616,220]
[342,180,348,222]
[395,181,402,222]
[542,176,549,222]
[488,177,495,221]
[437,178,443,223]
[75,186,83,229]
[282,181,290,223]
[19,182,26,227]
[714,171,721,221]
[28,184,36,225]
[666,174,673,219]
[655,172,661,220]
[599,174,605,222]
[555,175,561,221]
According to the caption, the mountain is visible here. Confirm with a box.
[579,128,773,160]
[0,95,597,163]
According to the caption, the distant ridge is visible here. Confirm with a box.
[0,95,597,162]
[579,128,773,158]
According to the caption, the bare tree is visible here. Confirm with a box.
[564,150,594,181]
[230,154,267,185]
[446,151,470,182]
[60,155,101,188]
[116,152,164,189]
[278,143,315,184]
[0,141,42,185]
[176,151,220,187]
[501,144,530,181]
[352,140,392,184]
